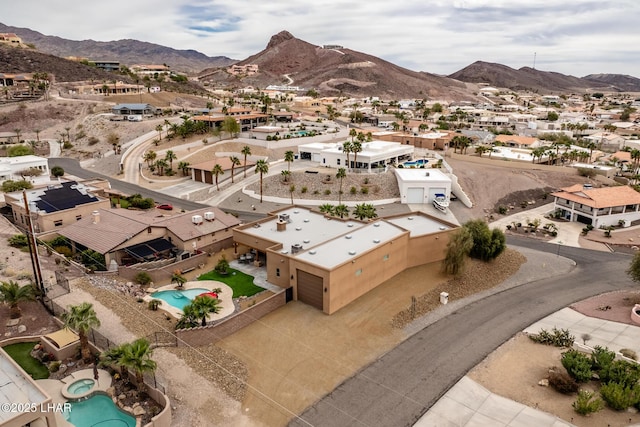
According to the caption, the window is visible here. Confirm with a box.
[276,268,280,277]
[355,269,362,276]
[54,220,63,227]
[383,254,389,261]
[148,227,152,233]
[337,159,341,165]
[76,215,82,221]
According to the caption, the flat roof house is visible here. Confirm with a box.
[0,155,49,183]
[552,184,640,228]
[394,168,452,205]
[298,140,414,172]
[233,206,457,314]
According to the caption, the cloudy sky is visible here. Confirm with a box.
[2,0,639,77]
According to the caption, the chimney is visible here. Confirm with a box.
[276,220,287,231]
[92,210,100,224]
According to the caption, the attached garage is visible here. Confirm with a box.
[296,270,324,310]
[407,187,425,204]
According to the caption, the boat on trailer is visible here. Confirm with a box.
[433,193,449,212]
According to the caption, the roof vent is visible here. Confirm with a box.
[293,210,300,214]
[192,215,203,225]
[303,239,310,244]
[291,243,303,254]
[408,216,414,220]
[373,223,380,227]
[439,226,446,230]
[278,213,291,223]
[373,239,380,243]
[204,211,215,221]
[347,223,354,227]
[345,234,352,239]
[309,250,317,255]
[304,218,310,223]
[277,220,287,232]
[295,227,302,231]
[280,250,288,254]
[348,250,356,255]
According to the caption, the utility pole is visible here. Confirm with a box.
[23,190,45,295]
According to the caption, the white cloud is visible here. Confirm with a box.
[2,0,639,77]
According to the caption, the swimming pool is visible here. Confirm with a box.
[67,379,95,395]
[66,394,135,427]
[402,159,429,167]
[150,288,210,310]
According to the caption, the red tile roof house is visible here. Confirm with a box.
[552,184,640,228]
[56,207,240,281]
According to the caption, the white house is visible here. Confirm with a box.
[0,155,50,183]
[298,140,414,172]
[552,184,640,228]
[394,168,452,205]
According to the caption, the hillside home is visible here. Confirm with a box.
[298,140,413,171]
[494,135,540,149]
[130,64,171,76]
[233,206,457,314]
[93,60,120,72]
[374,131,452,150]
[192,111,268,132]
[0,33,23,45]
[583,132,626,150]
[57,207,240,268]
[394,168,452,205]
[552,184,640,228]
[111,103,157,116]
[0,155,49,183]
[190,157,254,184]
[5,181,110,233]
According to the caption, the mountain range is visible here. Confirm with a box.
[2,23,639,96]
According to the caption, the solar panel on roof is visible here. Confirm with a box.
[35,182,98,213]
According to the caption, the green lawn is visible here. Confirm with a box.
[197,268,264,298]
[3,342,50,380]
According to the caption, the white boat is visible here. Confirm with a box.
[433,193,449,212]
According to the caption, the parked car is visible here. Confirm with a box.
[156,203,173,211]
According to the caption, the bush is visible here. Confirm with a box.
[529,327,575,347]
[463,220,506,261]
[8,234,28,248]
[360,187,369,195]
[301,186,308,193]
[87,136,99,146]
[577,167,597,178]
[548,370,579,394]
[7,145,34,157]
[497,205,508,215]
[54,246,72,258]
[134,272,152,286]
[350,186,357,195]
[324,189,331,195]
[600,382,640,410]
[591,346,616,371]
[48,360,61,373]
[2,179,32,192]
[50,166,64,177]
[600,360,640,387]
[562,349,593,382]
[573,389,604,415]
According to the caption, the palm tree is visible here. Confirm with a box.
[255,160,269,203]
[120,338,157,391]
[334,204,349,218]
[289,184,295,205]
[281,170,291,183]
[178,161,190,176]
[0,280,36,319]
[352,141,362,169]
[34,129,40,143]
[62,302,100,362]
[319,203,335,216]
[352,203,377,220]
[171,272,187,288]
[284,150,294,173]
[155,124,163,141]
[342,141,353,169]
[212,164,225,190]
[241,145,252,178]
[188,295,221,327]
[165,150,177,170]
[336,167,346,204]
[143,150,157,168]
[349,128,357,142]
[154,159,168,176]
[229,156,240,183]
[99,343,128,374]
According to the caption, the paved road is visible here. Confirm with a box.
[290,237,635,427]
[48,158,209,212]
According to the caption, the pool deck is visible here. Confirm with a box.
[143,280,235,321]
[36,368,113,427]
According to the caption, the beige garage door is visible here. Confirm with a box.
[297,270,323,310]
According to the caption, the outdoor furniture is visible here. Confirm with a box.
[245,254,254,263]
[239,255,246,263]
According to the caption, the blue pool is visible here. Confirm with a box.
[151,288,210,310]
[66,394,135,427]
[402,159,429,167]
[67,379,95,395]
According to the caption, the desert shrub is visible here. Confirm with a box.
[350,186,357,195]
[520,200,528,208]
[54,246,72,258]
[8,234,28,248]
[134,272,152,286]
[573,389,604,415]
[463,219,506,261]
[360,187,369,195]
[2,179,32,192]
[324,189,331,195]
[600,360,640,387]
[63,141,73,149]
[50,166,64,177]
[529,327,575,347]
[562,349,593,382]
[577,167,597,178]
[620,348,638,360]
[548,370,579,394]
[497,205,508,214]
[313,190,320,195]
[7,144,33,157]
[600,382,640,410]
[591,346,616,371]
[301,186,307,193]
[87,136,99,145]
[48,361,61,373]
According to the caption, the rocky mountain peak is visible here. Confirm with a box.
[266,31,295,49]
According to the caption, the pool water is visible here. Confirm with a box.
[66,394,135,427]
[402,159,428,167]
[151,288,210,310]
[68,379,95,395]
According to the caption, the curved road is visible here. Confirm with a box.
[290,237,635,427]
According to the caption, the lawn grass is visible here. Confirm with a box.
[3,342,50,380]
[197,268,264,298]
